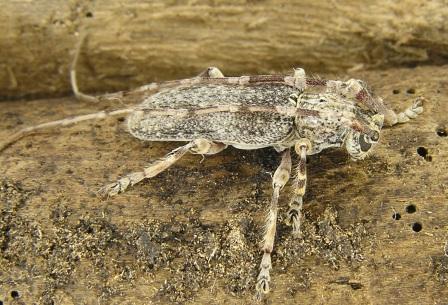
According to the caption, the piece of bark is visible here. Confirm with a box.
[1,0,448,99]
[0,65,447,304]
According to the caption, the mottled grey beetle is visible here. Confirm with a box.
[0,38,423,298]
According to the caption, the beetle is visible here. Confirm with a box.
[0,37,423,298]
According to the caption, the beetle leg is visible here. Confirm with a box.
[256,149,291,298]
[286,139,311,235]
[97,139,227,197]
[325,79,424,126]
[348,79,424,126]
[380,96,424,126]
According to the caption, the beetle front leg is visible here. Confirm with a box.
[286,139,311,235]
[379,96,424,126]
[256,149,291,298]
[98,139,227,197]
[325,79,424,126]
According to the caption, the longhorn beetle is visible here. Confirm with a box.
[0,35,424,299]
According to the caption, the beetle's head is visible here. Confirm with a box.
[345,114,384,160]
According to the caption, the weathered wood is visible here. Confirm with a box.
[1,0,448,99]
[0,65,447,304]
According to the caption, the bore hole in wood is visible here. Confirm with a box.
[436,127,447,137]
[417,147,427,157]
[406,88,415,94]
[406,204,416,214]
[392,212,401,220]
[412,222,422,232]
[417,147,432,161]
[392,89,400,94]
[11,291,19,299]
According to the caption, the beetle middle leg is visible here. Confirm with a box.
[256,148,292,297]
[98,139,227,197]
[286,138,311,235]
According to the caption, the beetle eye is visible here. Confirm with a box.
[359,134,372,152]
[370,131,379,142]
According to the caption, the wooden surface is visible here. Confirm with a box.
[1,0,448,99]
[0,65,447,304]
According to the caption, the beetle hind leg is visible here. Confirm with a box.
[256,149,291,298]
[98,139,227,197]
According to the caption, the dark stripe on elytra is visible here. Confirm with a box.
[138,106,320,118]
[249,75,285,83]
[238,105,250,113]
[306,78,328,86]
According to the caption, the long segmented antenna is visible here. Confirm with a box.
[70,32,99,103]
[0,108,134,152]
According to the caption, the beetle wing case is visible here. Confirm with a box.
[127,83,297,147]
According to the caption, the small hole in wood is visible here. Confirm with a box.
[10,291,19,299]
[407,88,415,94]
[417,147,431,161]
[436,127,447,137]
[417,146,427,157]
[85,12,93,18]
[406,204,416,213]
[392,212,401,220]
[392,89,400,94]
[412,222,422,232]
